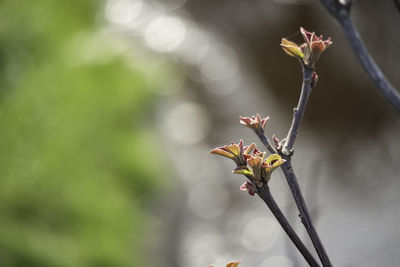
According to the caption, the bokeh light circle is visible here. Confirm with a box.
[187,181,229,219]
[105,0,143,25]
[162,102,211,145]
[145,15,186,52]
[241,216,280,252]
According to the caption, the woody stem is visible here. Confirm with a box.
[319,0,400,113]
[256,130,276,154]
[282,66,313,155]
[257,65,332,266]
[280,158,333,267]
[252,181,320,267]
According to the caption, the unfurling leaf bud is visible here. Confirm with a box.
[281,27,332,68]
[240,182,256,196]
[239,114,269,135]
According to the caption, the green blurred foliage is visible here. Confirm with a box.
[0,0,168,266]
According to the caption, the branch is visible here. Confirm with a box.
[242,27,335,266]
[258,131,333,267]
[280,159,332,267]
[319,0,400,113]
[211,141,319,266]
[255,183,321,267]
[256,130,277,154]
[282,66,314,155]
[258,66,333,266]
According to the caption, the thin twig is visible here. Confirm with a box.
[280,159,332,267]
[258,66,333,266]
[243,174,320,266]
[282,66,314,155]
[256,131,277,154]
[281,66,333,266]
[257,130,333,267]
[319,0,400,113]
[258,131,333,266]
[255,183,321,267]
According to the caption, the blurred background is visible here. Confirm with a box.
[0,0,399,266]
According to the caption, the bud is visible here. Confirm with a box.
[244,147,286,184]
[272,135,282,150]
[281,38,304,59]
[239,114,269,133]
[280,27,332,68]
[240,181,256,196]
[210,140,255,167]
